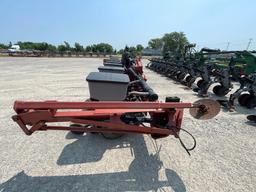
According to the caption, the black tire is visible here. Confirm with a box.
[185,75,192,82]
[197,79,204,88]
[187,77,196,87]
[247,115,256,122]
[70,124,84,135]
[238,93,251,106]
[173,72,181,80]
[245,95,256,109]
[177,73,186,81]
[192,87,200,92]
[198,81,209,96]
[101,132,124,139]
[213,85,221,96]
[98,123,124,139]
[213,85,229,97]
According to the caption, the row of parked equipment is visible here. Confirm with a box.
[146,44,256,111]
[12,53,221,155]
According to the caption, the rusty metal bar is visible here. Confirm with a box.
[14,101,193,112]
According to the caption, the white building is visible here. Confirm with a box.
[8,44,20,52]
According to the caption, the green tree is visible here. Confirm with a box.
[91,44,97,52]
[57,45,67,52]
[121,46,137,57]
[17,41,32,50]
[8,41,118,54]
[0,43,8,49]
[128,46,136,55]
[118,49,124,54]
[85,45,92,52]
[74,42,84,52]
[162,32,188,54]
[35,42,49,51]
[47,44,57,52]
[86,43,113,53]
[136,44,144,52]
[64,41,71,51]
[96,43,113,53]
[148,38,163,49]
[16,41,57,52]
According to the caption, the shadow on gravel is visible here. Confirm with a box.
[0,134,186,192]
[245,121,256,126]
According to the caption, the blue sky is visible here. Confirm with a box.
[0,0,255,50]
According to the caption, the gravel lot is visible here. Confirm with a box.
[0,57,255,192]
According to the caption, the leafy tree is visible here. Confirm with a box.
[96,43,113,53]
[129,47,137,53]
[118,49,124,54]
[16,41,57,51]
[74,42,84,52]
[47,44,57,52]
[57,45,67,52]
[136,44,144,53]
[91,44,97,52]
[57,41,73,52]
[148,38,163,49]
[17,41,31,49]
[2,41,117,54]
[35,42,49,51]
[118,45,143,56]
[162,32,188,54]
[0,43,9,49]
[119,46,137,57]
[85,43,113,53]
[64,41,71,50]
[85,45,92,52]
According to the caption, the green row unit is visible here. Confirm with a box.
[207,51,256,76]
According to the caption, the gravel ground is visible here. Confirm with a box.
[0,57,255,192]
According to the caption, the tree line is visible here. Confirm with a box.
[0,31,189,55]
[0,41,145,54]
[147,32,189,55]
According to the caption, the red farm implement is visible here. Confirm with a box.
[12,55,220,155]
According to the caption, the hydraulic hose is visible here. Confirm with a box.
[126,67,158,101]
